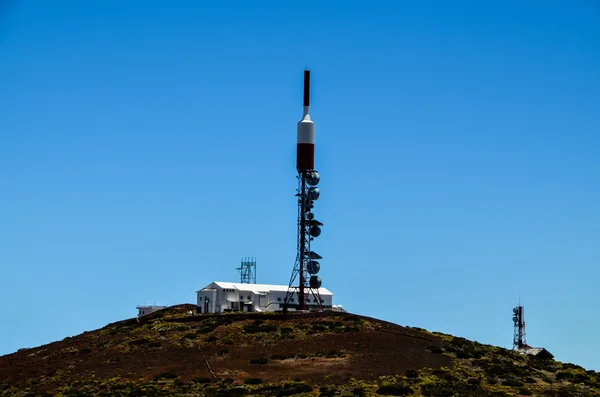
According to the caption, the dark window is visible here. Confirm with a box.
[247,296,251,300]
[291,298,294,303]
[277,297,281,302]
[320,299,324,303]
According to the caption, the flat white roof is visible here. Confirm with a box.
[197,281,333,296]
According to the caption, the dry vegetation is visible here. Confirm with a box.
[1,304,598,396]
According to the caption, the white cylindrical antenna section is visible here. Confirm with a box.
[297,69,315,171]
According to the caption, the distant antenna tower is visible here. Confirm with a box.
[512,304,529,349]
[237,258,256,284]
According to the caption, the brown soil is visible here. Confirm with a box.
[0,305,452,392]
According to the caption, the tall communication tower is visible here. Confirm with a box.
[237,258,256,284]
[284,70,324,312]
[512,304,528,349]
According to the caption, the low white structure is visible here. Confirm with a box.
[136,305,168,317]
[196,281,334,314]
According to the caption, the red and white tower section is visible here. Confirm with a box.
[286,70,324,312]
[296,70,315,171]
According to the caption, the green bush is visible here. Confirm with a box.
[278,381,313,396]
[518,388,533,395]
[312,350,346,358]
[249,357,268,365]
[319,386,336,397]
[420,379,483,397]
[405,369,419,379]
[352,386,366,396]
[376,383,413,396]
[243,320,278,334]
[128,339,149,347]
[244,378,263,385]
[502,378,524,387]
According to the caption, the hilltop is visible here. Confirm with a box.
[1,304,598,396]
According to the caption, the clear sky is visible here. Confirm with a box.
[1,0,599,370]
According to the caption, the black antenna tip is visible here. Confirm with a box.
[303,70,310,107]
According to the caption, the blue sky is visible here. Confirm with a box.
[1,0,599,369]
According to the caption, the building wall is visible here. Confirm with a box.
[197,284,333,314]
[137,306,167,317]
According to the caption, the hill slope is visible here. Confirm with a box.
[1,304,598,396]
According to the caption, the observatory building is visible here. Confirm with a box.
[136,305,168,317]
[196,281,337,314]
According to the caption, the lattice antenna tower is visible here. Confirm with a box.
[512,304,528,349]
[284,70,324,312]
[237,257,256,284]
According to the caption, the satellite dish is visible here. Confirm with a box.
[306,171,320,186]
[306,251,322,259]
[307,260,320,274]
[512,316,518,322]
[307,213,314,220]
[309,275,322,289]
[513,308,518,314]
[310,225,321,237]
[308,187,320,200]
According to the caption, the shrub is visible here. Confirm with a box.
[205,335,218,343]
[183,333,197,339]
[244,378,263,385]
[562,363,584,370]
[429,347,444,354]
[555,371,574,381]
[249,357,268,365]
[352,386,366,396]
[154,372,178,380]
[518,388,533,395]
[312,350,346,358]
[319,386,336,397]
[420,380,482,397]
[278,381,313,396]
[405,369,419,379]
[128,339,149,347]
[217,348,229,355]
[376,383,413,396]
[502,378,524,387]
[243,320,278,334]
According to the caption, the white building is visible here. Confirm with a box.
[196,281,334,314]
[136,305,168,317]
